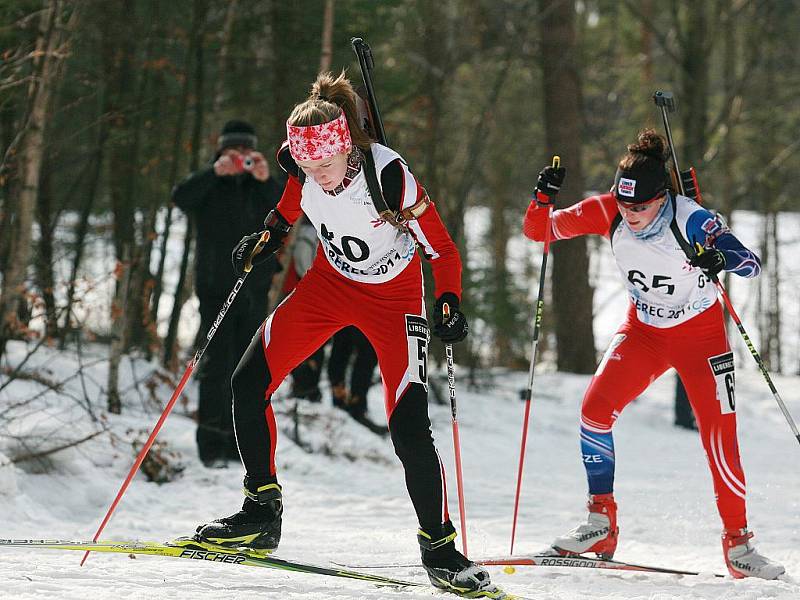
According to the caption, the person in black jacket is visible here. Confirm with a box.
[172,120,282,467]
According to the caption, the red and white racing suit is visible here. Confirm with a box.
[232,143,460,530]
[523,192,761,531]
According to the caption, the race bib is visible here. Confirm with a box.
[405,315,429,388]
[708,352,735,414]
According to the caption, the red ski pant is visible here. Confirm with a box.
[231,255,450,530]
[581,301,747,530]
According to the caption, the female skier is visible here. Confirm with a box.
[522,129,784,579]
[195,71,502,598]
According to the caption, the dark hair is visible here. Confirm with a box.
[287,70,373,150]
[618,128,668,172]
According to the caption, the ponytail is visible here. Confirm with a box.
[286,70,373,150]
[618,128,669,172]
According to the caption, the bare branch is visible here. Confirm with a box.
[0,429,106,467]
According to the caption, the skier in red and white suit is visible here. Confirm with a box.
[196,72,499,597]
[523,130,784,579]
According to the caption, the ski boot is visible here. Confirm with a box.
[195,481,282,552]
[348,396,389,436]
[419,521,504,598]
[552,493,618,559]
[722,528,785,579]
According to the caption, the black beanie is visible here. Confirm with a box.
[612,165,670,203]
[217,120,258,151]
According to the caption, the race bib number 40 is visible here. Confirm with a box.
[708,352,735,414]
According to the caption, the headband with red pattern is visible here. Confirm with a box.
[286,112,353,162]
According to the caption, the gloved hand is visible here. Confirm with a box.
[689,245,726,277]
[533,165,566,205]
[432,292,469,343]
[231,210,292,276]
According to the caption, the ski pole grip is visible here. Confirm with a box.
[552,155,560,169]
[244,230,271,273]
[442,303,451,320]
[693,242,720,284]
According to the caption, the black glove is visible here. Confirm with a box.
[231,209,291,276]
[689,246,726,277]
[533,165,566,205]
[432,292,469,343]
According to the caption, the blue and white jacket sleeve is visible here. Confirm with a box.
[685,209,761,278]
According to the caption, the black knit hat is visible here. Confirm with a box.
[612,165,670,203]
[217,120,258,151]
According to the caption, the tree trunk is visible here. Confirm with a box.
[121,32,157,353]
[34,159,59,338]
[489,181,513,365]
[0,102,16,274]
[539,0,596,374]
[163,0,208,368]
[104,0,138,410]
[61,123,108,345]
[757,211,770,370]
[718,0,739,221]
[319,0,335,72]
[767,211,781,372]
[150,0,200,334]
[639,0,654,86]
[211,0,239,116]
[0,0,63,361]
[107,250,131,414]
[680,1,709,169]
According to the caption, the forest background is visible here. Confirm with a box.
[1,0,799,424]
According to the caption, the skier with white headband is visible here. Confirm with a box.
[194,71,503,598]
[523,129,784,579]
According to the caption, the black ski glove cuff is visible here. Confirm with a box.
[264,208,292,233]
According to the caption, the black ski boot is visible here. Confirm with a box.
[348,397,389,436]
[418,521,504,598]
[195,481,282,552]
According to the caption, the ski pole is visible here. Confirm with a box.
[81,231,272,566]
[351,37,388,145]
[653,90,800,446]
[442,302,468,556]
[509,155,560,555]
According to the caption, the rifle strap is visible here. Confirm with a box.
[667,193,696,260]
[363,147,430,230]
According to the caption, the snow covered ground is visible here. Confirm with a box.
[1,338,799,600]
[2,208,798,598]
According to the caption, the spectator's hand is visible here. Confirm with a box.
[533,165,566,205]
[214,150,244,177]
[432,292,469,343]
[249,151,269,182]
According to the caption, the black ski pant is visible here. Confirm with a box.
[230,261,448,531]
